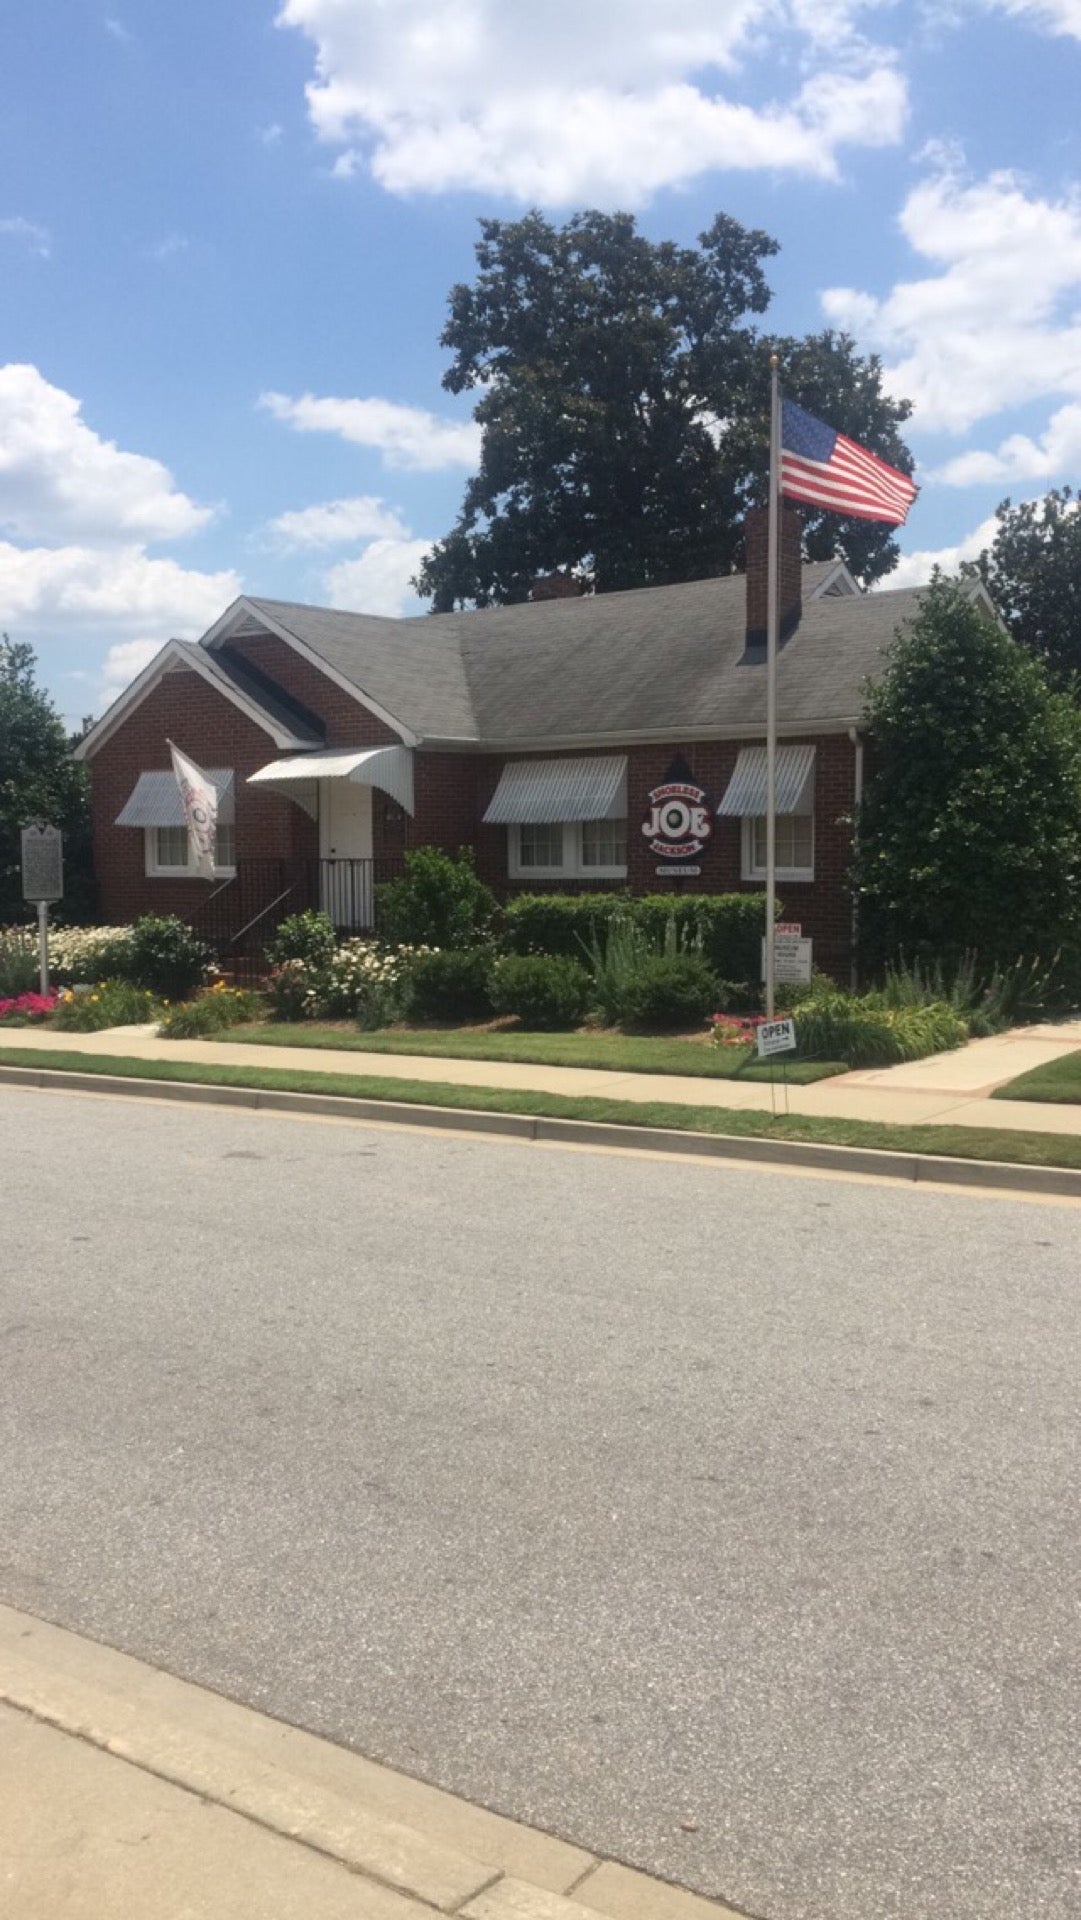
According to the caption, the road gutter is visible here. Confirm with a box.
[3,1059,1080,1200]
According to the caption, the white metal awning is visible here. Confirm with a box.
[247,746,414,817]
[483,755,628,826]
[115,769,235,828]
[717,745,816,817]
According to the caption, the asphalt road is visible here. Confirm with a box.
[1,1085,1078,1920]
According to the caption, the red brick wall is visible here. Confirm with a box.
[626,736,857,979]
[89,668,320,924]
[745,505,803,638]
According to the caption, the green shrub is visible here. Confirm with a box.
[54,979,159,1031]
[503,890,770,983]
[265,959,318,1021]
[125,916,212,998]
[406,947,495,1021]
[502,893,629,958]
[793,992,967,1067]
[158,985,262,1038]
[265,909,336,970]
[879,950,1068,1031]
[582,913,654,1025]
[618,954,718,1030]
[377,847,498,950]
[489,953,590,1028]
[634,894,769,984]
[0,928,37,996]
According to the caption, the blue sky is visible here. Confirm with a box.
[3,1,1080,724]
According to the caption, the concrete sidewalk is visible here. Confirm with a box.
[7,1017,1081,1136]
[0,1604,739,1920]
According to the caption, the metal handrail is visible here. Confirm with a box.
[186,872,238,933]
[226,885,295,950]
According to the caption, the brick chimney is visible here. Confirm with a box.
[530,570,584,602]
[744,505,804,649]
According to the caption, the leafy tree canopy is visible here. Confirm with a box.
[965,488,1081,683]
[0,637,95,921]
[415,209,914,609]
[853,578,1081,972]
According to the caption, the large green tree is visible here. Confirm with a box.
[0,637,95,922]
[966,488,1081,683]
[415,210,914,609]
[853,579,1081,972]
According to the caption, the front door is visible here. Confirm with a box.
[319,779,374,928]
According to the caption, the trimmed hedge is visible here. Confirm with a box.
[489,954,590,1029]
[502,893,630,959]
[405,947,495,1021]
[503,891,771,984]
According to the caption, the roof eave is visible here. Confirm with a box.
[73,638,313,761]
[417,717,863,753]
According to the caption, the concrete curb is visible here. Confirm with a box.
[0,1603,745,1920]
[3,1059,1081,1199]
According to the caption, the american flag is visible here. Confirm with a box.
[780,398,917,526]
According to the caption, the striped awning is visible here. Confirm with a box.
[717,745,815,817]
[483,756,627,826]
[115,769,235,828]
[247,745,414,816]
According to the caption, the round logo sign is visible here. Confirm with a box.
[642,760,713,862]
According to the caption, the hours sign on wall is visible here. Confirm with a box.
[642,757,713,877]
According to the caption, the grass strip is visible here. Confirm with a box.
[4,1045,1081,1172]
[992,1051,1081,1104]
[208,1022,845,1085]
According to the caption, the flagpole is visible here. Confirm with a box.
[765,353,780,1022]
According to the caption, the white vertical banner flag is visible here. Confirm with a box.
[168,740,218,881]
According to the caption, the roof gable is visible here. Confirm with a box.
[74,638,319,761]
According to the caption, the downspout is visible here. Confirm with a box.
[849,727,864,992]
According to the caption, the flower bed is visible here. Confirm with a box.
[0,990,59,1026]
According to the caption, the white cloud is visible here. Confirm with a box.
[150,233,189,262]
[885,513,1000,589]
[933,403,1081,486]
[0,543,239,630]
[979,1,1081,36]
[0,364,213,545]
[259,389,481,470]
[268,495,409,547]
[822,164,1081,432]
[325,539,431,618]
[0,216,51,259]
[99,639,168,706]
[104,15,132,43]
[276,0,907,202]
[258,122,284,146]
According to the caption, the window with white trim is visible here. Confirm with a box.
[145,823,236,877]
[509,820,627,880]
[741,813,814,882]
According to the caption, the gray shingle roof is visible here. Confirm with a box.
[175,640,323,745]
[237,571,925,747]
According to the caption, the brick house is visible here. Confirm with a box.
[75,512,991,980]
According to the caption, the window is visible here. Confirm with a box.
[742,813,814,882]
[517,822,565,871]
[509,821,627,880]
[145,823,236,877]
[581,819,627,870]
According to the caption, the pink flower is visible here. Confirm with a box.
[0,991,59,1021]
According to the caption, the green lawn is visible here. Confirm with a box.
[4,1045,1081,1172]
[207,1021,846,1085]
[993,1049,1081,1104]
